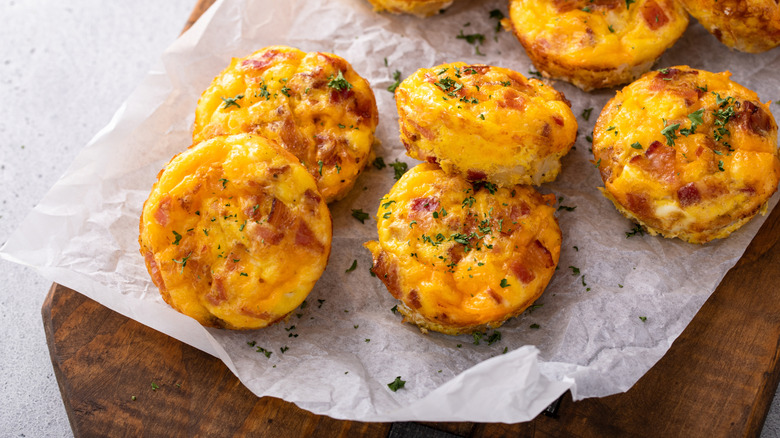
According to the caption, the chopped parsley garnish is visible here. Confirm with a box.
[382,199,396,209]
[373,157,386,170]
[317,299,325,308]
[351,209,370,224]
[608,24,615,33]
[220,93,244,109]
[718,160,725,172]
[594,158,602,168]
[489,9,505,32]
[256,82,270,100]
[528,70,542,78]
[457,30,486,46]
[318,160,324,176]
[390,160,408,180]
[345,260,358,273]
[280,346,289,354]
[387,376,406,392]
[473,331,484,345]
[625,224,645,238]
[391,305,398,314]
[530,323,540,329]
[462,196,476,208]
[500,278,511,288]
[582,6,591,12]
[151,382,159,391]
[327,71,353,91]
[172,230,182,245]
[256,346,272,358]
[383,212,392,219]
[487,330,502,345]
[500,80,511,87]
[661,123,680,146]
[219,178,228,188]
[172,254,191,273]
[557,205,576,212]
[581,107,593,121]
[626,0,635,7]
[387,70,402,93]
[639,316,647,322]
[569,266,580,276]
[630,142,643,149]
[239,272,248,277]
[280,86,291,97]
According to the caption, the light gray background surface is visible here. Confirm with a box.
[1,1,780,436]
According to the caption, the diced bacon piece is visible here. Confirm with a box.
[206,278,228,306]
[631,141,677,183]
[240,49,288,73]
[294,220,325,254]
[410,197,440,213]
[463,65,490,75]
[278,117,310,158]
[510,260,536,284]
[267,197,293,228]
[487,288,504,304]
[527,240,555,269]
[466,169,488,181]
[677,183,701,207]
[497,89,526,111]
[739,101,773,135]
[267,165,290,178]
[154,196,171,227]
[239,307,273,320]
[144,251,166,293]
[552,115,564,126]
[642,0,669,30]
[303,189,322,212]
[372,251,402,299]
[407,289,422,309]
[253,225,284,245]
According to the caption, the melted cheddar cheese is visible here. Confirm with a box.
[364,163,561,335]
[396,63,577,186]
[506,0,689,91]
[366,0,453,16]
[193,46,379,203]
[594,66,780,243]
[140,134,332,329]
[680,0,780,53]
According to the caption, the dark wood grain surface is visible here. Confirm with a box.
[42,0,780,436]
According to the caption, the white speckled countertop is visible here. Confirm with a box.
[1,1,780,436]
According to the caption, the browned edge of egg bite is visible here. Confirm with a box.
[679,0,780,53]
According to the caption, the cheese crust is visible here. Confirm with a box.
[396,63,577,186]
[506,0,689,91]
[139,134,332,329]
[193,46,379,203]
[594,66,780,243]
[364,163,561,335]
[366,0,454,17]
[680,0,780,53]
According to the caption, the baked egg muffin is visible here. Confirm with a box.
[593,66,780,243]
[364,163,561,335]
[395,63,577,186]
[193,46,379,203]
[139,134,332,329]
[365,0,453,17]
[505,0,689,91]
[680,0,780,53]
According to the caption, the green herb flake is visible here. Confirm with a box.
[630,142,643,149]
[530,323,540,329]
[373,157,386,170]
[390,160,408,180]
[387,70,402,93]
[718,160,725,172]
[639,316,647,322]
[239,272,248,277]
[280,346,289,354]
[318,160,324,176]
[351,209,370,224]
[387,376,406,392]
[345,260,358,273]
[151,382,159,391]
[220,93,244,109]
[626,224,645,238]
[581,107,593,121]
[487,330,502,345]
[569,266,580,275]
[391,305,398,314]
[500,278,511,288]
[661,123,680,146]
[327,71,353,91]
[172,230,182,245]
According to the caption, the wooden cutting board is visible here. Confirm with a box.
[42,1,780,436]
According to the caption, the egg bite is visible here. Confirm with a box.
[395,63,577,186]
[193,46,379,203]
[505,0,689,91]
[593,66,780,243]
[364,163,561,335]
[365,0,453,17]
[679,0,780,53]
[139,134,332,329]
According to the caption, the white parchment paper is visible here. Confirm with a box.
[3,0,780,422]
